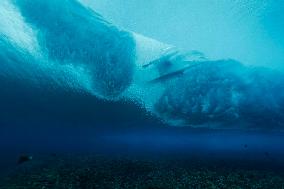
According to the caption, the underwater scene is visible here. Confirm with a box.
[0,0,284,188]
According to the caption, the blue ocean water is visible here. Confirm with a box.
[0,0,284,182]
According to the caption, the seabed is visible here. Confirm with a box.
[1,153,284,189]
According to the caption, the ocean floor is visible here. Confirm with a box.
[1,153,284,189]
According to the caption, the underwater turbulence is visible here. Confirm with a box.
[0,0,284,129]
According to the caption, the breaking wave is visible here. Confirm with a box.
[0,0,284,129]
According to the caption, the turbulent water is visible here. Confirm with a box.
[0,0,284,129]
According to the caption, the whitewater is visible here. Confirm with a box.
[0,0,284,129]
